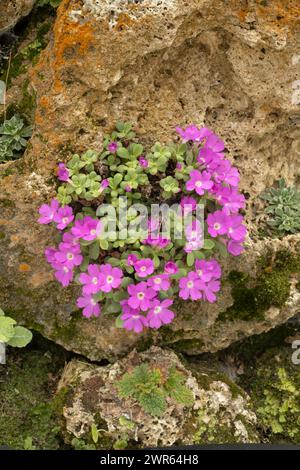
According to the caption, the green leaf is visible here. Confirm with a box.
[91,423,99,444]
[113,291,128,302]
[186,252,195,267]
[89,242,100,260]
[99,239,109,250]
[0,308,4,316]
[121,277,134,288]
[119,416,135,430]
[24,436,35,450]
[113,439,128,450]
[113,173,123,187]
[130,143,143,157]
[215,241,228,258]
[7,326,32,348]
[139,390,166,417]
[203,239,215,250]
[105,301,121,314]
[0,316,16,342]
[168,384,194,407]
[117,147,129,159]
[115,315,124,329]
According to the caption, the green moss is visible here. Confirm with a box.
[241,347,300,443]
[223,321,300,367]
[0,9,54,84]
[0,342,67,449]
[171,338,204,352]
[218,250,300,323]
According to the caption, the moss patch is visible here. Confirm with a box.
[218,250,300,322]
[241,346,300,443]
[0,335,69,449]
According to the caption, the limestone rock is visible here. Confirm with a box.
[0,1,36,34]
[56,347,258,447]
[0,0,300,360]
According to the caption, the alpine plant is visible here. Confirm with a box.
[38,123,247,333]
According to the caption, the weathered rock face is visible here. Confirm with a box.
[57,347,258,447]
[0,1,36,34]
[0,0,300,360]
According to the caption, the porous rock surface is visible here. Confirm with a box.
[57,346,258,447]
[0,1,36,34]
[0,0,300,360]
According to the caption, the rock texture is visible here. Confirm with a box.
[56,347,258,447]
[0,0,300,360]
[0,1,36,34]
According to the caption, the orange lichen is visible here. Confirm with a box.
[238,9,247,23]
[51,0,97,93]
[236,1,300,31]
[19,263,31,273]
[114,13,136,31]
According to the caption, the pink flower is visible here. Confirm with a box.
[79,264,103,295]
[164,261,178,274]
[120,299,137,316]
[184,240,203,253]
[185,219,203,242]
[71,216,102,241]
[62,231,80,246]
[121,311,148,333]
[98,264,123,292]
[156,237,171,248]
[101,179,109,190]
[186,170,213,195]
[55,242,83,269]
[127,254,138,266]
[54,205,74,230]
[212,160,240,187]
[176,125,213,142]
[125,185,132,192]
[195,259,221,282]
[147,299,175,329]
[207,210,229,238]
[184,219,203,252]
[108,142,118,153]
[176,163,183,170]
[134,258,154,278]
[127,282,156,311]
[213,186,246,214]
[54,265,73,287]
[227,240,244,256]
[147,274,170,292]
[179,272,202,300]
[38,199,59,225]
[205,134,225,153]
[197,147,222,170]
[77,295,101,318]
[180,196,197,214]
[226,215,247,242]
[45,246,62,269]
[57,163,69,182]
[139,156,148,168]
[200,279,221,303]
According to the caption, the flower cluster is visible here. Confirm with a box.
[38,123,247,333]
